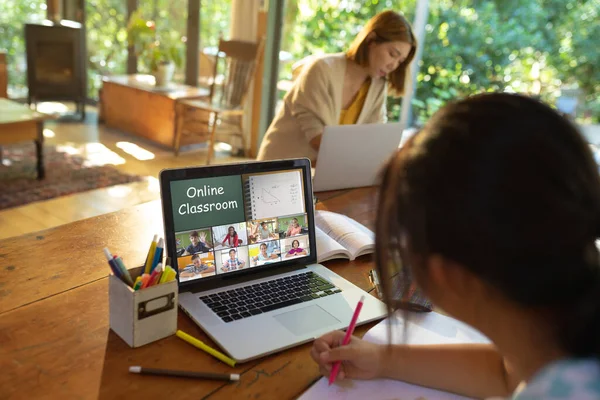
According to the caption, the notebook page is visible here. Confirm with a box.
[298,311,490,400]
[246,170,305,220]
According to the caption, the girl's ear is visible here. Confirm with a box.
[425,254,485,317]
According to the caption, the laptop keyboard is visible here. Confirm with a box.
[199,271,342,323]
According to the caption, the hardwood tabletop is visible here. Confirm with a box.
[0,98,55,125]
[102,75,210,100]
[0,187,380,400]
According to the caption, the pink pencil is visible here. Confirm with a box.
[328,295,365,385]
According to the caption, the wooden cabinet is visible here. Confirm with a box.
[101,75,208,149]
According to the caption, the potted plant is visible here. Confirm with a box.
[126,10,184,87]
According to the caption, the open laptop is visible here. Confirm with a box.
[159,158,387,362]
[312,122,404,191]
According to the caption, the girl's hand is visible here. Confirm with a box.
[310,330,387,381]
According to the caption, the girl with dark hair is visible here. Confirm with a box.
[310,93,600,399]
[221,225,240,248]
[285,239,308,258]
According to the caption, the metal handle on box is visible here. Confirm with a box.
[137,292,175,320]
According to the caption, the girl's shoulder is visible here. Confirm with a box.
[514,358,600,400]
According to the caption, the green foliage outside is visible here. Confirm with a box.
[0,1,46,98]
[86,0,230,98]
[3,0,597,124]
[2,0,230,100]
[85,0,128,100]
[126,9,185,72]
[282,0,600,124]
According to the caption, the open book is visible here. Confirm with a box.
[314,210,375,263]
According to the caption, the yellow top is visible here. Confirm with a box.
[339,79,371,125]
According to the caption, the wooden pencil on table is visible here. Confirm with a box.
[129,366,240,381]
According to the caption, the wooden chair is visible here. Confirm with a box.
[198,51,216,89]
[174,37,265,162]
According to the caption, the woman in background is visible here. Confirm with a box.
[310,93,600,399]
[257,10,416,164]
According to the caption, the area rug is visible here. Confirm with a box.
[0,143,144,210]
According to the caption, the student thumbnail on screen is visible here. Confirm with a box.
[216,246,250,274]
[178,252,216,282]
[212,222,248,250]
[278,214,308,238]
[282,235,310,259]
[175,228,214,256]
[246,218,279,244]
[249,240,281,267]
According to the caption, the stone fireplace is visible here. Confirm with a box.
[25,20,86,119]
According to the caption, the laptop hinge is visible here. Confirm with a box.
[184,264,308,294]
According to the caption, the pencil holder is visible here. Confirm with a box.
[109,266,178,348]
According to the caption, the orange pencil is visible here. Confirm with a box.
[140,274,152,289]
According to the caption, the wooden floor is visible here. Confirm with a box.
[0,103,251,240]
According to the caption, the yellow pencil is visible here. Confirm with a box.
[176,330,236,367]
[159,266,175,284]
[144,234,159,274]
[167,267,177,282]
[158,266,169,284]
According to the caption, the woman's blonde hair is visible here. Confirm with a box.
[346,10,416,97]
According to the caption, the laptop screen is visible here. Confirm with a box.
[161,161,315,287]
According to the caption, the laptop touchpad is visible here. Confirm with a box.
[273,305,340,335]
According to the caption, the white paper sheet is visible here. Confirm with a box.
[300,377,474,400]
[247,170,305,219]
[298,311,490,400]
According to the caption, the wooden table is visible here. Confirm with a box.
[100,75,209,150]
[0,98,54,179]
[0,187,379,399]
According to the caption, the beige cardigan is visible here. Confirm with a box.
[257,53,387,162]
